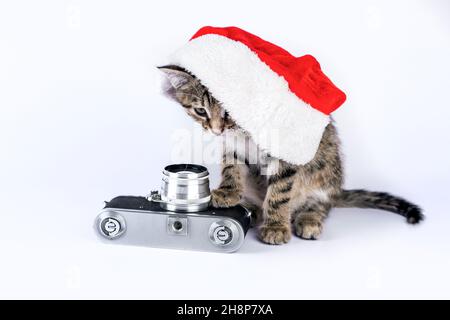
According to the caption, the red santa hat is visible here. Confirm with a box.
[167,26,346,165]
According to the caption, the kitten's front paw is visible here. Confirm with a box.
[294,219,323,240]
[210,189,241,208]
[259,224,291,245]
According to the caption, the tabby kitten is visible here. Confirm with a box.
[159,65,424,245]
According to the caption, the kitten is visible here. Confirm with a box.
[159,65,424,245]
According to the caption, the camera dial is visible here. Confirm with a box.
[96,212,126,240]
[209,220,240,247]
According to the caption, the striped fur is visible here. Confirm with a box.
[334,190,423,224]
[159,65,424,245]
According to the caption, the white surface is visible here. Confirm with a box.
[0,0,449,299]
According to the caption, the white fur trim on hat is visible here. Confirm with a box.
[169,34,329,165]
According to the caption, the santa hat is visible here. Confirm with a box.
[166,26,346,165]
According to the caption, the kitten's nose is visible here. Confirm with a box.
[211,127,223,135]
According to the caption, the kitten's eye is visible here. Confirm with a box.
[194,108,207,117]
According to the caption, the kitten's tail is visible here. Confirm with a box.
[333,189,424,224]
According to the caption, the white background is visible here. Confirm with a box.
[0,0,449,299]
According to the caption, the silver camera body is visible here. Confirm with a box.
[95,164,251,253]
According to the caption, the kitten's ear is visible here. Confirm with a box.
[157,65,194,90]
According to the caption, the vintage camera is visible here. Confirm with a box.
[95,164,251,253]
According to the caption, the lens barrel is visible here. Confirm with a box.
[160,164,211,212]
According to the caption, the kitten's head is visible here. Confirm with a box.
[158,65,237,135]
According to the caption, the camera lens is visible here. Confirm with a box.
[160,164,211,212]
[173,220,183,231]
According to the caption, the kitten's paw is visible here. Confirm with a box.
[259,224,291,245]
[210,189,241,208]
[294,219,323,240]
